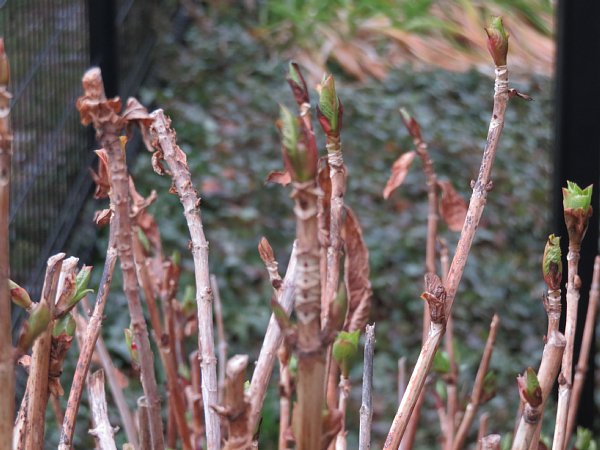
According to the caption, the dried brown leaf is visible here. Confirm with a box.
[438,180,467,232]
[94,209,112,227]
[122,97,152,126]
[342,206,372,332]
[383,151,416,199]
[90,149,110,199]
[265,170,291,186]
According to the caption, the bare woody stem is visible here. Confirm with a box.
[278,345,293,450]
[553,244,582,450]
[248,242,297,433]
[24,253,64,450]
[293,180,326,450]
[149,109,220,449]
[511,331,566,450]
[87,370,118,450]
[566,255,600,442]
[59,237,118,449]
[210,275,228,402]
[453,314,499,450]
[0,37,14,448]
[384,63,510,450]
[358,324,375,450]
[476,413,490,450]
[77,68,164,449]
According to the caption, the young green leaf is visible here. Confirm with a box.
[542,234,562,291]
[563,181,593,212]
[317,74,342,136]
[53,314,76,338]
[332,330,360,377]
[517,367,542,407]
[432,350,450,374]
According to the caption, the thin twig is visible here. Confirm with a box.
[277,344,293,450]
[0,37,14,447]
[476,413,489,450]
[398,357,406,406]
[358,324,375,450]
[453,314,500,450]
[60,237,118,449]
[149,109,220,448]
[566,255,600,442]
[24,253,65,450]
[211,275,228,403]
[511,331,566,450]
[334,376,351,450]
[384,60,510,449]
[87,370,118,450]
[247,242,298,433]
[77,68,164,449]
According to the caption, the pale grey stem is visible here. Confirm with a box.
[359,324,375,450]
[87,370,118,450]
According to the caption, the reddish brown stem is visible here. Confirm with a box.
[0,37,14,448]
[149,109,220,448]
[60,236,117,449]
[24,254,64,450]
[77,68,164,449]
[566,255,600,442]
[453,314,499,450]
[384,64,510,450]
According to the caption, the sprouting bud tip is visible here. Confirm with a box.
[485,16,509,66]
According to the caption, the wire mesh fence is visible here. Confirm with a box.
[0,0,158,298]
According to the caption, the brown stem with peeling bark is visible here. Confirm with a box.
[77,68,164,449]
[24,253,64,450]
[149,109,219,449]
[384,64,510,450]
[453,314,499,450]
[0,37,13,449]
[59,235,117,449]
[566,255,600,443]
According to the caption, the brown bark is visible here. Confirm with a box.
[149,109,220,448]
[77,68,164,449]
[24,253,64,450]
[384,64,510,450]
[0,37,14,448]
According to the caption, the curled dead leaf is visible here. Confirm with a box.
[90,149,110,199]
[438,180,467,232]
[342,206,372,332]
[94,209,112,227]
[383,151,415,199]
[266,170,291,186]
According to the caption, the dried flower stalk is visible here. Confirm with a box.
[0,37,14,447]
[384,19,511,448]
[87,370,118,450]
[453,314,499,450]
[77,68,164,449]
[149,109,220,448]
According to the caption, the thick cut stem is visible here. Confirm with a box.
[0,37,13,449]
[24,254,64,450]
[87,370,118,450]
[553,245,581,450]
[566,255,600,442]
[247,243,297,433]
[149,109,219,448]
[358,324,375,450]
[77,68,164,449]
[60,236,117,449]
[511,331,565,450]
[384,65,509,450]
[453,314,499,450]
[292,180,325,450]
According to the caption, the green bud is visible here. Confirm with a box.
[317,74,342,136]
[517,367,542,407]
[563,181,593,213]
[181,285,196,316]
[332,330,360,377]
[575,427,597,450]
[17,302,51,351]
[432,350,450,375]
[485,16,509,66]
[9,279,32,309]
[542,234,562,291]
[53,314,76,337]
[124,327,139,365]
[286,61,309,106]
[399,108,422,141]
[278,104,317,182]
